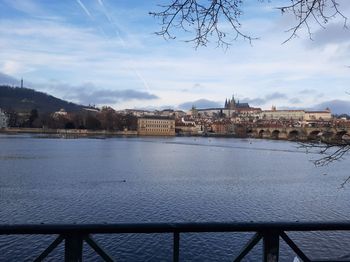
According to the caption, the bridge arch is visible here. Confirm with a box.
[288,130,299,140]
[335,130,348,141]
[308,130,321,140]
[321,130,334,140]
[246,129,254,137]
[258,129,265,138]
[271,130,280,139]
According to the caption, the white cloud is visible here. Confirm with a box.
[1,61,23,75]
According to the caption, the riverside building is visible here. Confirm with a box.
[259,106,332,121]
[137,116,175,136]
[0,109,8,128]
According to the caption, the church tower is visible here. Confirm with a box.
[230,94,236,109]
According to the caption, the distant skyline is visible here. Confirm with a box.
[1,0,350,111]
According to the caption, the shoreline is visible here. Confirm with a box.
[0,127,313,142]
[0,127,138,137]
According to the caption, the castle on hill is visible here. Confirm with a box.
[193,93,259,118]
[224,94,250,110]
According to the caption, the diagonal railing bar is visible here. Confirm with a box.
[280,231,311,262]
[84,235,114,262]
[233,232,262,262]
[34,235,64,262]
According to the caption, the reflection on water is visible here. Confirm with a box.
[0,134,349,261]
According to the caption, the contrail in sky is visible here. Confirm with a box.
[97,0,125,45]
[132,69,152,93]
[96,0,152,93]
[75,0,152,94]
[76,0,93,19]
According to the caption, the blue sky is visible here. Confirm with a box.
[1,0,350,111]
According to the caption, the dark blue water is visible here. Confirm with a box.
[0,134,350,261]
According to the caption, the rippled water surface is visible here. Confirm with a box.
[1,134,350,261]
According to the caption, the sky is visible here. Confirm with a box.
[1,0,350,112]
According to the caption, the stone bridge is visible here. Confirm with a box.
[247,126,350,141]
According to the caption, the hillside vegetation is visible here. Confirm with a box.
[0,85,85,113]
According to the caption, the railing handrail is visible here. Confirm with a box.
[3,221,350,261]
[1,221,350,235]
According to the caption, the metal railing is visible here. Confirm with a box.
[1,221,350,261]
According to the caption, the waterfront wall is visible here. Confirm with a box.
[0,128,138,136]
[2,126,349,142]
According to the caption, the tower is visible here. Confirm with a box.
[20,78,23,88]
[230,93,236,109]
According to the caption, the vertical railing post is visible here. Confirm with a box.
[262,231,279,262]
[173,232,180,262]
[64,234,84,262]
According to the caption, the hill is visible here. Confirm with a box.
[312,100,350,115]
[0,85,86,113]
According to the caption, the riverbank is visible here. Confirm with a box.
[0,128,250,139]
[0,127,343,143]
[0,127,138,136]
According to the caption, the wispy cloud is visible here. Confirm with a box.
[289,97,301,104]
[178,99,222,110]
[265,92,287,100]
[299,89,316,95]
[65,87,158,105]
[243,92,288,106]
[0,72,20,86]
[1,61,24,75]
[307,23,350,47]
[3,0,44,15]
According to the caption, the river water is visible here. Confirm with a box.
[0,134,350,261]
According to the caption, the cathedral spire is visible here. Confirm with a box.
[231,93,236,109]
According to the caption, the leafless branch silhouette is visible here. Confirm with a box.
[150,0,347,48]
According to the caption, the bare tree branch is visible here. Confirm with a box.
[299,139,350,167]
[150,0,347,48]
[150,0,256,48]
[278,0,348,44]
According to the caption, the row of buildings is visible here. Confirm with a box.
[190,95,332,122]
[135,94,334,136]
[0,94,338,136]
[0,109,8,128]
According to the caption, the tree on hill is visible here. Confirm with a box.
[5,109,19,127]
[28,109,38,127]
[0,85,85,113]
[99,107,117,131]
[150,0,347,48]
